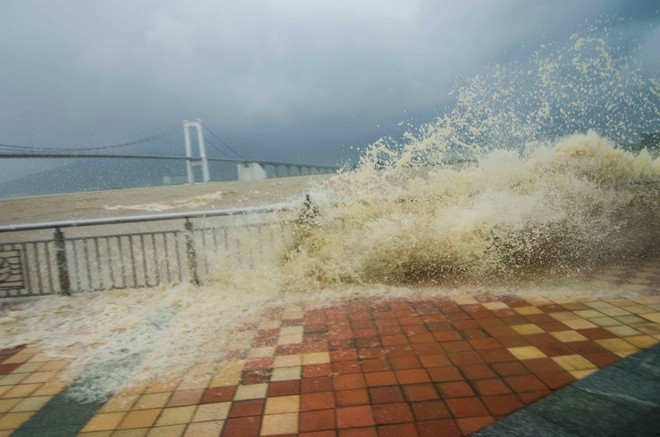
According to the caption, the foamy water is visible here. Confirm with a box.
[1,24,659,402]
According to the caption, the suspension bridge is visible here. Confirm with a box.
[0,119,339,187]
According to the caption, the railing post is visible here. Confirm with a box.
[53,227,71,296]
[184,219,200,285]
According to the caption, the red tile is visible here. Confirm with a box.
[521,358,564,374]
[358,348,384,360]
[473,378,511,395]
[300,409,336,432]
[445,397,489,418]
[478,348,518,364]
[453,319,482,330]
[411,343,444,356]
[241,368,272,384]
[432,331,462,342]
[361,359,391,373]
[389,356,421,370]
[332,349,359,361]
[535,342,575,357]
[377,423,420,437]
[437,381,475,398]
[356,337,382,349]
[459,363,496,380]
[354,328,378,338]
[497,335,531,348]
[427,366,462,382]
[303,364,332,378]
[469,338,503,350]
[333,360,362,374]
[583,351,620,368]
[167,389,203,407]
[408,333,436,344]
[526,333,557,345]
[244,357,274,370]
[577,327,616,340]
[301,392,335,411]
[276,344,306,355]
[448,351,483,366]
[334,373,367,391]
[303,342,329,353]
[267,379,300,397]
[369,386,404,404]
[302,376,334,393]
[382,335,409,346]
[419,354,451,368]
[396,369,430,384]
[385,345,415,358]
[537,321,571,332]
[411,400,451,421]
[518,388,552,404]
[201,386,237,403]
[402,384,439,401]
[566,341,609,354]
[337,405,375,428]
[481,393,524,416]
[229,399,265,418]
[0,363,21,374]
[338,428,378,437]
[416,419,462,437]
[442,341,472,353]
[222,416,261,437]
[365,371,397,387]
[456,416,495,435]
[336,389,370,407]
[524,314,555,324]
[491,361,529,377]
[372,402,414,425]
[504,375,547,393]
[536,372,576,389]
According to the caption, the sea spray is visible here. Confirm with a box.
[0,24,658,403]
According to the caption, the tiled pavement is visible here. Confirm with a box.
[1,269,659,436]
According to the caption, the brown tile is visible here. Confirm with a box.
[372,402,414,425]
[445,397,489,418]
[118,409,160,429]
[365,371,397,387]
[369,386,404,404]
[416,419,462,437]
[481,393,524,416]
[336,388,370,407]
[535,342,576,357]
[437,381,474,398]
[267,380,300,397]
[223,416,261,437]
[402,383,439,402]
[299,409,336,432]
[411,400,451,421]
[473,378,511,396]
[582,351,620,367]
[229,399,265,418]
[201,386,236,403]
[301,392,335,411]
[336,405,375,428]
[166,389,203,407]
[456,416,495,435]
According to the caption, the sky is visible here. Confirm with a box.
[0,0,658,184]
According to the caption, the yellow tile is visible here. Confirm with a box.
[453,297,478,305]
[113,429,149,437]
[514,306,542,315]
[134,392,171,410]
[271,366,301,382]
[117,383,148,396]
[596,338,639,356]
[482,302,509,310]
[623,335,658,349]
[551,355,596,371]
[550,330,588,343]
[147,424,186,436]
[118,408,161,429]
[0,385,10,396]
[81,412,126,432]
[561,318,598,330]
[144,379,180,394]
[278,327,304,345]
[507,346,547,360]
[0,398,21,413]
[590,316,620,327]
[574,309,604,319]
[209,371,241,388]
[260,412,299,436]
[12,362,45,373]
[0,373,29,386]
[549,312,581,322]
[192,402,230,422]
[2,383,40,398]
[511,324,545,335]
[265,395,300,414]
[10,395,51,412]
[38,360,70,371]
[234,383,268,400]
[641,312,660,323]
[614,315,649,325]
[282,307,304,319]
[27,353,51,363]
[259,320,281,330]
[247,347,275,359]
[605,325,642,337]
[100,395,139,413]
[155,405,196,426]
[78,431,113,437]
[184,420,225,436]
[635,323,660,336]
[0,411,34,430]
[21,371,58,384]
[569,368,598,380]
[302,352,331,365]
[598,307,631,317]
[176,376,211,391]
[621,305,655,315]
[273,354,302,368]
[2,353,34,364]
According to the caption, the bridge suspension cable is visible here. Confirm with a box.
[202,125,247,161]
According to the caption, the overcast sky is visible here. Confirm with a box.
[0,0,658,183]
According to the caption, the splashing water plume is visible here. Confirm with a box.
[1,25,658,402]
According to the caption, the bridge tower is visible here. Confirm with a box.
[183,119,210,183]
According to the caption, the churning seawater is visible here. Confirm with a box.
[1,26,658,402]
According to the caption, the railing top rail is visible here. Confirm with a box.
[0,203,296,233]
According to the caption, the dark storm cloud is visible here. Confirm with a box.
[0,0,658,182]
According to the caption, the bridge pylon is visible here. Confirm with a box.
[183,119,210,183]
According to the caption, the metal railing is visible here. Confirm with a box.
[0,205,298,298]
